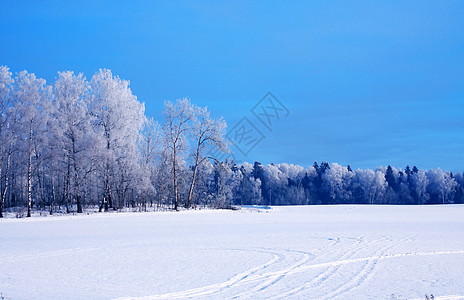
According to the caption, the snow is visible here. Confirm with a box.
[1,205,464,300]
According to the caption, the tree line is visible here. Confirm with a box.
[0,66,462,217]
[238,162,464,206]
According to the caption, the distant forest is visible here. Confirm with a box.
[0,66,462,217]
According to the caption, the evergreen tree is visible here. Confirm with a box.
[385,165,397,190]
[313,161,319,173]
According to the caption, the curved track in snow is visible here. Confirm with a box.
[114,235,464,300]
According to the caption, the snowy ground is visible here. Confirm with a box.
[1,205,464,300]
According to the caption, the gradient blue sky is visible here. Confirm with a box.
[1,1,463,171]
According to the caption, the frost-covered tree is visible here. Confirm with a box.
[453,172,464,204]
[52,71,94,213]
[138,117,161,209]
[186,105,227,208]
[322,163,354,204]
[0,66,14,217]
[91,69,146,211]
[410,170,429,205]
[237,164,262,205]
[426,168,457,204]
[212,160,241,208]
[14,71,52,217]
[354,169,387,204]
[162,98,193,210]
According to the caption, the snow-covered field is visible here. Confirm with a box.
[1,205,464,300]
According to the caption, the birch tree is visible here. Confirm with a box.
[91,69,146,211]
[137,117,161,208]
[0,66,13,217]
[186,106,227,208]
[354,169,387,204]
[52,71,92,213]
[162,98,193,210]
[14,71,51,217]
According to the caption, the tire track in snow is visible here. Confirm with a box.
[270,235,392,299]
[219,248,464,300]
[112,237,356,300]
[113,237,464,300]
[205,248,286,297]
[113,248,285,300]
[230,248,316,299]
[280,249,464,275]
[268,249,464,300]
[319,235,416,300]
[223,236,342,298]
[113,238,340,300]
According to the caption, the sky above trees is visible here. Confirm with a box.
[1,1,463,171]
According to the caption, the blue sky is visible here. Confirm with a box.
[1,1,463,171]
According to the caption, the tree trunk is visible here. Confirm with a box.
[65,161,70,213]
[50,173,56,215]
[0,151,8,218]
[105,194,110,211]
[100,158,111,212]
[99,177,110,212]
[36,161,44,211]
[173,146,179,210]
[77,196,82,213]
[186,155,200,208]
[27,126,33,218]
[72,136,83,213]
[100,132,112,212]
[98,199,104,212]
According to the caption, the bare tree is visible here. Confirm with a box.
[138,117,161,208]
[162,98,193,210]
[186,106,227,208]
